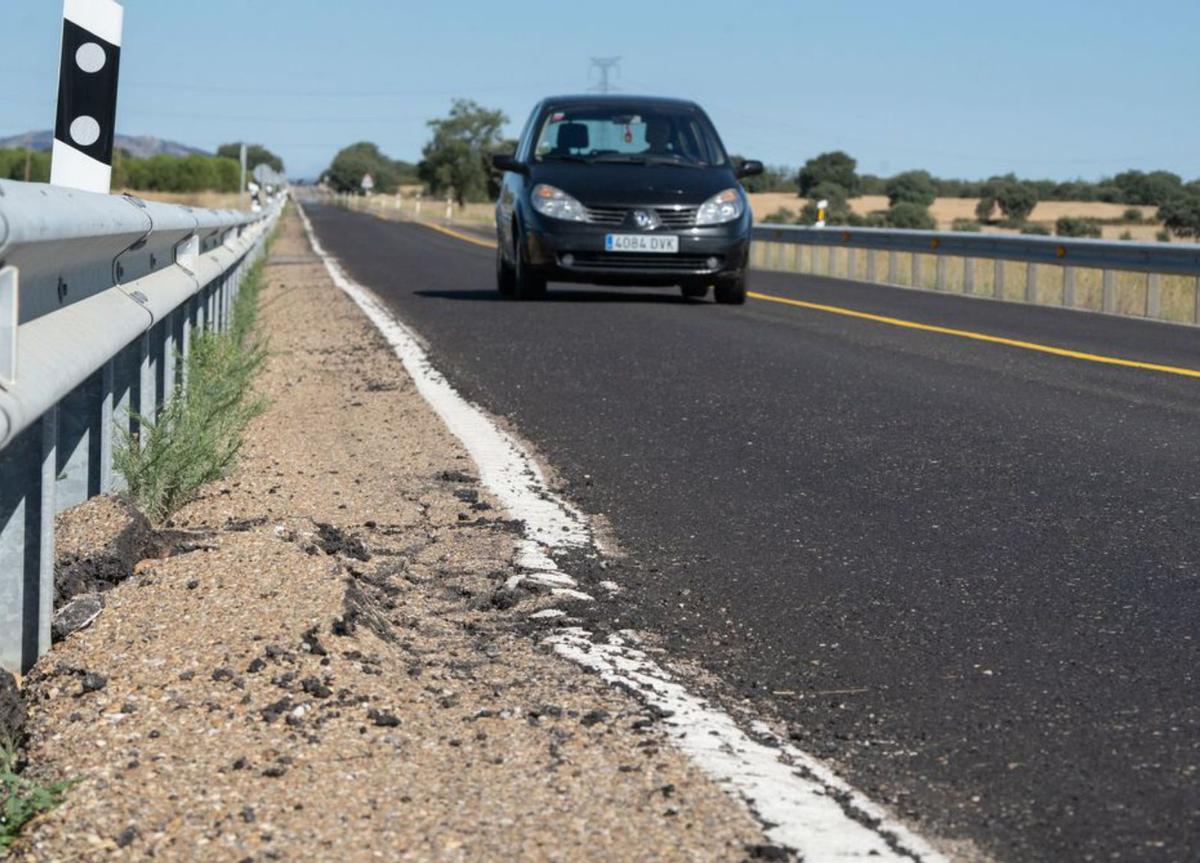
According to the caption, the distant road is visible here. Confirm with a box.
[306,203,1200,862]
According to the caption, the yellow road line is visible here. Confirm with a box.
[748,291,1200,379]
[419,220,498,249]
[403,219,1199,380]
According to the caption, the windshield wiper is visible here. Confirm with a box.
[538,153,592,164]
[591,154,648,165]
[643,155,704,169]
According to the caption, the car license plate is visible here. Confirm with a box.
[605,234,679,253]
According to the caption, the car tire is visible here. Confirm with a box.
[714,274,747,305]
[680,284,708,300]
[496,243,515,296]
[512,230,547,301]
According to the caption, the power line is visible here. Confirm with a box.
[589,57,621,94]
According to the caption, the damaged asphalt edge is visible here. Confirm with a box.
[295,202,950,862]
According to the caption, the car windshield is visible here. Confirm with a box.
[532,105,726,168]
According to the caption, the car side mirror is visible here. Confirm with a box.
[736,159,764,179]
[491,153,528,175]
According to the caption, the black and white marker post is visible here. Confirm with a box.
[50,0,124,194]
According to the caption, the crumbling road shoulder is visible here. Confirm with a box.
[10,209,767,862]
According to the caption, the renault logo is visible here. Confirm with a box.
[632,209,661,230]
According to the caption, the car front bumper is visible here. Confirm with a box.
[521,217,750,287]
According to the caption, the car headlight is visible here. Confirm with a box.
[696,188,745,225]
[530,184,587,222]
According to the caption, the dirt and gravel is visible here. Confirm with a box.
[7,209,771,862]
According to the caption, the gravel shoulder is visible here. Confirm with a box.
[10,210,766,861]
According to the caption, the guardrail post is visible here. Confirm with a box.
[911,254,923,289]
[888,251,897,284]
[55,371,103,511]
[1063,266,1076,308]
[964,258,975,294]
[865,249,876,283]
[847,248,857,281]
[1025,262,1038,303]
[137,331,155,440]
[935,256,947,291]
[994,260,1005,299]
[99,360,115,493]
[1146,273,1162,319]
[0,409,56,673]
[162,312,177,405]
[1102,270,1117,313]
[1194,276,1200,325]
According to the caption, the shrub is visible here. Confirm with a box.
[951,218,981,232]
[1020,224,1050,235]
[885,202,936,230]
[1055,216,1102,238]
[886,170,937,207]
[1122,207,1144,223]
[1157,230,1171,243]
[1119,230,1134,240]
[763,207,797,224]
[848,212,887,228]
[115,256,270,523]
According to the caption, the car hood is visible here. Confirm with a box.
[528,162,737,207]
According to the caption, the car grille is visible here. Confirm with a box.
[582,205,699,228]
[562,253,721,272]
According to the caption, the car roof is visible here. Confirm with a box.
[538,94,703,112]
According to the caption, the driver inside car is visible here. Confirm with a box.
[643,118,674,156]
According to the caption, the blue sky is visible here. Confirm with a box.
[2,0,1197,181]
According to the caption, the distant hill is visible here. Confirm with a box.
[0,130,209,159]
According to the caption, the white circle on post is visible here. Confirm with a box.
[70,116,101,147]
[75,42,107,73]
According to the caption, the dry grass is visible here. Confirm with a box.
[748,193,1164,236]
[118,189,246,209]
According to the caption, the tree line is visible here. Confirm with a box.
[757,151,1200,238]
[0,143,284,193]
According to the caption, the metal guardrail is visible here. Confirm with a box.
[0,179,284,673]
[750,225,1200,325]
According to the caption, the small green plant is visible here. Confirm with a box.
[1,742,78,851]
[115,258,270,524]
[1121,207,1144,224]
[1119,230,1134,240]
[1156,229,1170,243]
[951,218,981,232]
[763,207,797,224]
[1055,216,1102,238]
[1020,224,1051,235]
[885,202,936,230]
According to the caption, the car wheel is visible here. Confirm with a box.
[496,243,515,296]
[513,231,547,301]
[714,274,747,305]
[680,284,708,300]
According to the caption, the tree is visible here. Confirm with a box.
[886,170,936,207]
[885,202,936,230]
[418,99,508,206]
[996,182,1038,223]
[1112,170,1183,206]
[1055,216,1102,238]
[327,142,399,194]
[797,151,859,197]
[216,143,284,174]
[1157,190,1200,239]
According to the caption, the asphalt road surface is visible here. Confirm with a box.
[305,203,1200,862]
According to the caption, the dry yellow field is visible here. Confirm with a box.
[747,192,1163,238]
[119,189,245,209]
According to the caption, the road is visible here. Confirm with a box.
[304,202,1200,862]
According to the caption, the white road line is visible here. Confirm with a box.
[296,203,950,863]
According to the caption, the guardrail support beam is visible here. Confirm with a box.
[1146,273,1162,319]
[1026,262,1038,303]
[55,371,103,512]
[994,260,1005,299]
[911,255,923,289]
[865,249,876,283]
[1102,270,1117,313]
[1063,267,1076,308]
[888,251,897,284]
[935,256,947,291]
[0,410,56,673]
[964,258,975,294]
